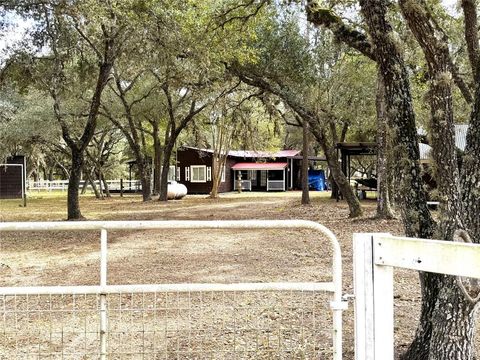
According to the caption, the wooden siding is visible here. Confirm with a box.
[219,157,235,193]
[177,148,237,194]
[178,148,212,194]
[0,156,25,199]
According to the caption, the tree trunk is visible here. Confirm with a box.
[97,170,104,199]
[428,73,480,360]
[153,121,162,195]
[309,125,362,217]
[109,74,153,202]
[461,83,480,242]
[89,173,102,199]
[101,172,110,198]
[301,121,310,205]
[159,142,174,201]
[400,271,442,360]
[398,2,471,358]
[462,0,480,82]
[375,69,394,219]
[48,168,54,181]
[209,155,223,199]
[324,145,362,216]
[329,173,338,199]
[435,15,480,360]
[67,149,84,220]
[359,1,474,359]
[57,163,70,179]
[137,159,152,202]
[359,0,434,238]
[428,276,477,360]
[81,171,89,194]
[399,0,461,240]
[117,125,150,200]
[129,146,152,202]
[387,137,396,209]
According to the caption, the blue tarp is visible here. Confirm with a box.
[308,169,327,191]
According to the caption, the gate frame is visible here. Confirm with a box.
[354,233,480,360]
[0,219,345,359]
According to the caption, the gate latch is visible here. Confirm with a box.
[330,294,354,310]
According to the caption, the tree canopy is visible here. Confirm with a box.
[1,1,480,357]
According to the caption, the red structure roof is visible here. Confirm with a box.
[231,162,288,171]
[228,149,300,158]
[181,146,300,159]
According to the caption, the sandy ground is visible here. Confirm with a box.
[0,191,474,359]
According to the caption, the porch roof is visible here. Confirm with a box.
[231,162,288,171]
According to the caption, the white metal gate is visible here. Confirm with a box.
[354,233,480,360]
[0,220,345,359]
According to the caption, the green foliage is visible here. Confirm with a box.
[6,0,460,177]
[0,87,59,157]
[231,5,378,146]
[250,9,317,88]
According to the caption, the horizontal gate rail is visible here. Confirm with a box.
[0,282,336,296]
[0,220,344,359]
[374,235,480,278]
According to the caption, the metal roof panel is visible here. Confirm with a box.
[231,162,289,170]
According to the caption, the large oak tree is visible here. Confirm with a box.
[306,0,480,357]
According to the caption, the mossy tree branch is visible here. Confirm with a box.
[305,1,376,62]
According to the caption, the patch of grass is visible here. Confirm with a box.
[1,190,335,222]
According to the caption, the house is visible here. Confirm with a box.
[176,146,325,194]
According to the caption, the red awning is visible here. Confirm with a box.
[231,162,288,171]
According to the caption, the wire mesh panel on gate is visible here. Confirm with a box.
[0,294,100,358]
[0,220,343,359]
[1,290,333,359]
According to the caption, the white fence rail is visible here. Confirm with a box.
[0,220,345,359]
[354,233,480,360]
[28,180,142,192]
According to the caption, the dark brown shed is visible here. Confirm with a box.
[0,155,26,200]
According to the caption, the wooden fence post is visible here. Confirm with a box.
[353,233,374,360]
[353,233,394,360]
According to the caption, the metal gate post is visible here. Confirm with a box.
[331,299,347,360]
[100,228,108,359]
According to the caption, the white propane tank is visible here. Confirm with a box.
[167,181,188,200]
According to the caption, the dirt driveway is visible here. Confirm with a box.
[0,192,437,359]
